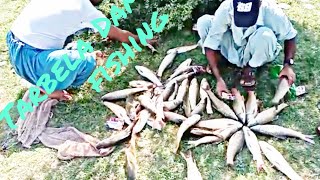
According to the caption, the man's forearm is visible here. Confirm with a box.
[107,26,141,45]
[205,48,223,81]
[284,37,296,62]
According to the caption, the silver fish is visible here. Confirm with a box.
[246,92,258,123]
[166,72,196,85]
[167,44,199,54]
[163,99,182,111]
[101,88,147,101]
[212,125,242,140]
[125,138,138,180]
[195,118,242,131]
[190,98,207,116]
[147,116,165,131]
[205,89,238,120]
[183,89,192,117]
[226,130,244,166]
[137,95,157,114]
[250,125,315,144]
[155,94,165,124]
[129,80,155,89]
[231,88,246,124]
[247,103,288,127]
[125,95,141,120]
[189,128,218,136]
[135,66,163,86]
[168,81,179,101]
[243,126,265,172]
[132,109,151,134]
[157,50,177,77]
[187,136,222,147]
[180,150,203,180]
[271,77,290,105]
[163,111,187,124]
[96,122,135,149]
[161,80,176,101]
[168,66,205,82]
[172,58,192,74]
[103,101,132,125]
[175,114,201,153]
[189,77,199,110]
[200,79,213,114]
[259,141,303,180]
[176,79,189,102]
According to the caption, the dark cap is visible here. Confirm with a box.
[233,0,260,27]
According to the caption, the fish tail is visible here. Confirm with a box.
[300,136,315,144]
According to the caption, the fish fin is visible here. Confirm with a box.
[275,135,287,140]
[301,136,315,144]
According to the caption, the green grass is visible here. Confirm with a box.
[1,0,320,179]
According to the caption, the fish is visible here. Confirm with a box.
[226,130,244,167]
[155,94,165,125]
[176,79,189,102]
[137,95,157,114]
[166,72,196,85]
[243,126,265,172]
[147,116,165,131]
[189,77,199,110]
[125,139,138,180]
[180,150,203,180]
[246,92,258,123]
[96,122,135,149]
[189,128,218,136]
[175,114,201,153]
[187,136,222,147]
[213,125,242,140]
[146,43,157,54]
[183,90,192,117]
[101,88,147,101]
[161,80,176,101]
[168,81,179,101]
[125,95,141,120]
[259,141,303,180]
[250,125,315,144]
[200,79,213,114]
[129,80,155,89]
[205,89,238,120]
[163,111,187,124]
[271,77,291,105]
[132,109,151,134]
[163,99,182,111]
[247,103,289,127]
[135,66,163,86]
[167,44,199,54]
[168,66,205,82]
[103,101,132,125]
[157,50,178,77]
[190,97,207,116]
[173,58,193,74]
[195,119,242,131]
[231,88,246,124]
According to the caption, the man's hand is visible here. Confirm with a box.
[216,78,230,97]
[146,38,158,47]
[279,65,296,85]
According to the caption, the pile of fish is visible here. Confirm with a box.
[93,43,314,180]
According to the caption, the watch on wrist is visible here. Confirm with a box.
[284,58,294,66]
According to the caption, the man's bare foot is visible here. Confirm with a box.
[47,90,72,101]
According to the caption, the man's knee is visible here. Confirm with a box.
[196,14,214,37]
[251,27,277,43]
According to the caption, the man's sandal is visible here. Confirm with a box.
[240,67,257,91]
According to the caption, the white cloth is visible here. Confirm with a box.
[11,0,107,50]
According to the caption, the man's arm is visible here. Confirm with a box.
[107,25,141,45]
[284,37,296,62]
[205,48,223,81]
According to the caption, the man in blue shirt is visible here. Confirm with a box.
[196,0,297,98]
